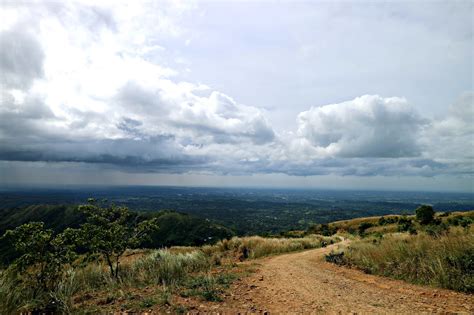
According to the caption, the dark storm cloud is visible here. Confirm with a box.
[0,136,210,173]
[227,157,451,178]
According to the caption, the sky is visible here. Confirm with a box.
[0,0,473,192]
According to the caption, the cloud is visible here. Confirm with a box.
[296,95,426,158]
[171,91,275,145]
[421,92,474,176]
[0,2,471,184]
[0,27,44,89]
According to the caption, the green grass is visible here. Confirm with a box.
[180,274,229,302]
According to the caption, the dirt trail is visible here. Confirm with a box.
[207,239,473,314]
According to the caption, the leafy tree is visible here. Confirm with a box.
[416,205,435,225]
[1,222,78,307]
[78,201,158,279]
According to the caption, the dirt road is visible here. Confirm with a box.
[211,240,473,314]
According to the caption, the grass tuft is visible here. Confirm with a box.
[339,227,474,292]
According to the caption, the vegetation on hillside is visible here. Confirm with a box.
[324,207,474,293]
[336,228,473,292]
[0,200,472,313]
[0,204,234,266]
[0,200,339,314]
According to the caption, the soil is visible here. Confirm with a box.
[188,239,474,314]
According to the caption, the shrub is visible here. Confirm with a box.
[397,216,413,232]
[358,222,374,236]
[0,223,78,313]
[378,216,398,226]
[324,251,345,265]
[447,216,473,228]
[416,205,435,225]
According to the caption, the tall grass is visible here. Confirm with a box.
[0,249,211,314]
[73,249,211,291]
[341,228,474,292]
[202,234,338,259]
[130,250,210,286]
[0,235,338,313]
[0,267,78,314]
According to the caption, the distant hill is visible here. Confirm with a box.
[0,204,234,265]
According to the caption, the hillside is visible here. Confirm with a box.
[0,207,472,314]
[0,204,234,265]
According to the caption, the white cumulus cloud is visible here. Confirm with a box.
[296,95,426,158]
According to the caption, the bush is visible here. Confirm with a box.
[397,216,414,233]
[0,223,78,314]
[308,223,337,236]
[416,205,435,225]
[447,216,473,228]
[378,216,399,226]
[324,251,345,265]
[358,222,374,236]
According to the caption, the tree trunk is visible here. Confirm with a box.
[114,256,120,279]
[104,253,115,278]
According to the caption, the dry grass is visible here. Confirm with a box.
[341,227,474,292]
[329,215,403,232]
[202,234,339,260]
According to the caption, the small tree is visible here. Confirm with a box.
[415,205,435,225]
[78,201,158,279]
[1,222,78,309]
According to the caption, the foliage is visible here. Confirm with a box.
[324,251,345,264]
[0,222,78,313]
[144,211,234,247]
[416,205,435,225]
[447,215,473,228]
[0,205,233,266]
[307,223,337,236]
[77,201,159,279]
[397,216,414,233]
[378,216,398,225]
[358,222,374,236]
